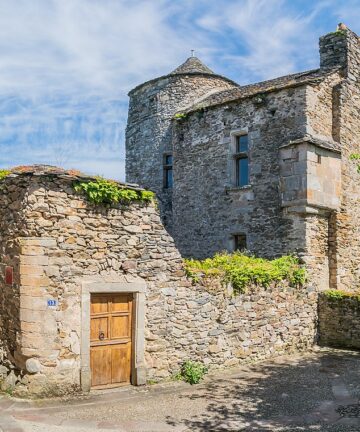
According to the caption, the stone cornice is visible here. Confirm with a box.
[280,135,342,154]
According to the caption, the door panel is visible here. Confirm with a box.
[111,315,131,339]
[112,295,131,312]
[91,295,109,314]
[90,293,133,388]
[111,344,131,384]
[90,317,109,342]
[90,346,111,387]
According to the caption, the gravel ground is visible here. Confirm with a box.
[3,348,360,431]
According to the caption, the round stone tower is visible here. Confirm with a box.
[125,56,238,231]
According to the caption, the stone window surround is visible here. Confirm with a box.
[227,231,248,252]
[229,128,250,188]
[163,152,173,189]
[80,279,146,392]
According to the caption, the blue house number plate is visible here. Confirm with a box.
[47,299,58,307]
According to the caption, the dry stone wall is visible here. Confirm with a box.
[319,293,360,349]
[0,173,318,396]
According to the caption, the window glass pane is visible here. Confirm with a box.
[236,157,249,187]
[165,155,173,165]
[236,135,248,153]
[165,168,173,188]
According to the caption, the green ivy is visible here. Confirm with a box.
[73,178,154,205]
[323,289,360,301]
[185,252,306,294]
[0,169,11,181]
[175,360,208,385]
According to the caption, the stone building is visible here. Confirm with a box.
[126,25,360,292]
[0,166,316,396]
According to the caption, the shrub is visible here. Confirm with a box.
[177,360,208,385]
[0,169,11,181]
[173,112,187,120]
[185,252,306,294]
[73,178,154,206]
[324,289,360,301]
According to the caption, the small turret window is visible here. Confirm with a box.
[163,153,173,189]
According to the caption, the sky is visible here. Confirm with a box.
[0,0,360,180]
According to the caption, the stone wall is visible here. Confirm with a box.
[147,279,317,379]
[0,180,28,386]
[171,85,309,259]
[125,27,360,299]
[0,171,318,396]
[126,73,237,234]
[318,293,360,349]
[328,29,360,291]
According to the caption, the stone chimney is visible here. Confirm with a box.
[319,24,360,81]
[319,24,349,69]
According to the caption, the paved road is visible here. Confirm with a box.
[1,348,360,431]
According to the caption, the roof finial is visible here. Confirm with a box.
[191,49,195,58]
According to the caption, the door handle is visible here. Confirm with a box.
[99,330,105,340]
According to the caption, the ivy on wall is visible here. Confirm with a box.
[73,178,154,205]
[185,252,306,294]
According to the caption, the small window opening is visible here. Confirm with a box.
[234,135,249,187]
[233,234,247,252]
[317,154,322,164]
[163,153,173,188]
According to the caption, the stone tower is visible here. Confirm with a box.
[125,56,238,232]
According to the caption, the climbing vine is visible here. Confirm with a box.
[185,252,306,294]
[73,178,154,205]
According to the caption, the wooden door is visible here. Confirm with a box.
[90,293,133,388]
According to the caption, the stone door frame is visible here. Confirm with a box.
[80,279,146,392]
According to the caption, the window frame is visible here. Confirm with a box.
[163,152,173,189]
[230,131,250,188]
[233,233,247,252]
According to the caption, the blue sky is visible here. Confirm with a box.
[0,0,360,180]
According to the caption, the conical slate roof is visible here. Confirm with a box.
[171,57,214,75]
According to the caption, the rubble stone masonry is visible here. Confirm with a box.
[319,293,360,349]
[0,171,317,396]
